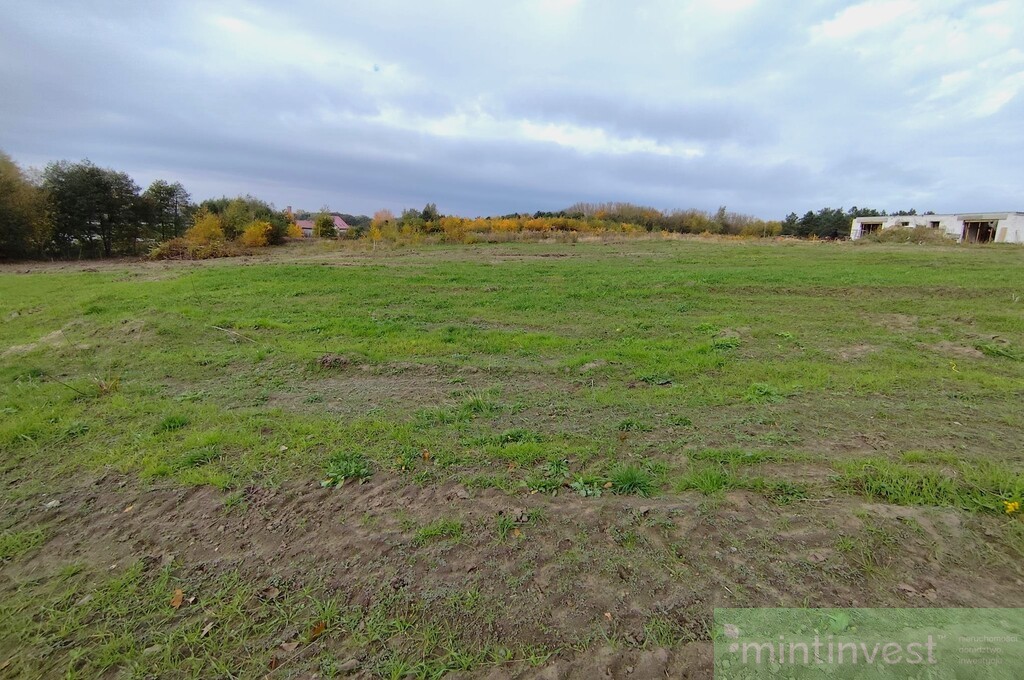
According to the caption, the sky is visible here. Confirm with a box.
[0,0,1022,218]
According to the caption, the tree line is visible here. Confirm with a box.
[2,147,934,260]
[0,151,297,260]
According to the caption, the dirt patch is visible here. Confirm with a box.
[922,341,985,359]
[1,329,67,357]
[835,344,878,361]
[578,359,607,374]
[316,353,352,369]
[872,313,919,334]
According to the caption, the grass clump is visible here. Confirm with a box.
[976,342,1021,361]
[493,428,542,444]
[616,418,652,433]
[676,465,808,504]
[177,446,222,469]
[609,464,656,497]
[414,519,464,546]
[158,415,190,432]
[323,451,373,487]
[0,528,46,562]
[712,336,740,351]
[676,466,738,494]
[900,450,958,465]
[838,459,1024,513]
[460,393,501,417]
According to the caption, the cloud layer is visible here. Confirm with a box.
[1,0,1021,217]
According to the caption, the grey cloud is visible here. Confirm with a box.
[496,88,776,146]
[0,0,1021,219]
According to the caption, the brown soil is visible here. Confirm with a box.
[835,344,878,361]
[922,341,985,359]
[3,473,1023,677]
[871,313,919,334]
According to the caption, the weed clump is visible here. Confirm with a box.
[744,383,784,404]
[323,451,373,487]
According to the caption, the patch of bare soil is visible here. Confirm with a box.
[921,341,985,359]
[835,344,878,361]
[871,313,919,334]
[1,329,70,357]
[3,474,1023,677]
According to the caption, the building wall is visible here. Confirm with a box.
[995,214,1024,243]
[850,213,1024,243]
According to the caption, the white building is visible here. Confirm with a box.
[850,212,1024,243]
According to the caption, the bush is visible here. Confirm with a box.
[184,210,224,245]
[240,220,273,247]
[149,237,242,260]
[286,222,303,238]
[863,226,955,244]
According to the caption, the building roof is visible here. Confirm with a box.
[294,216,350,233]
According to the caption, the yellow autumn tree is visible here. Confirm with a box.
[286,222,303,238]
[240,220,273,247]
[368,209,395,248]
[184,209,224,245]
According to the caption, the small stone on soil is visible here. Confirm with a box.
[336,659,360,673]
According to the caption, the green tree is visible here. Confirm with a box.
[421,203,439,222]
[42,159,141,257]
[400,208,424,231]
[314,212,336,237]
[143,180,191,240]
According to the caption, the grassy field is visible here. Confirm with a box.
[1,237,1023,678]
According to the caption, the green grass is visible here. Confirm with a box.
[609,464,657,497]
[0,559,549,679]
[0,528,46,562]
[413,519,464,546]
[2,238,1024,675]
[675,465,809,504]
[2,240,1021,496]
[837,458,1024,513]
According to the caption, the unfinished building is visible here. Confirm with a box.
[850,212,1024,243]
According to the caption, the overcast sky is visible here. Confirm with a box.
[1,0,1021,218]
